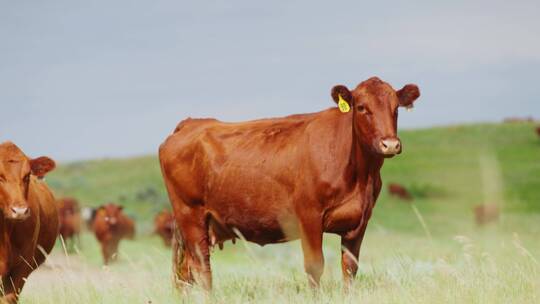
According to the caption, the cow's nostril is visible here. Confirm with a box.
[11,207,29,216]
[382,142,388,148]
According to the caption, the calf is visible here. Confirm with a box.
[57,197,81,251]
[154,210,175,247]
[474,203,499,225]
[0,142,58,303]
[388,183,413,201]
[92,203,135,265]
[159,77,421,289]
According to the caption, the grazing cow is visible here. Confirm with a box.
[388,183,413,201]
[154,210,175,247]
[0,142,58,303]
[535,126,540,138]
[57,197,81,251]
[159,77,420,289]
[503,117,534,123]
[91,203,135,265]
[474,204,500,225]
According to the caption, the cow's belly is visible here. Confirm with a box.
[205,199,300,246]
[205,180,299,245]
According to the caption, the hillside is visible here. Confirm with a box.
[47,122,540,233]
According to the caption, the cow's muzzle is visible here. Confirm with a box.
[378,138,402,156]
[7,205,31,220]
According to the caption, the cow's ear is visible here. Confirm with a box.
[30,156,56,178]
[397,84,420,107]
[331,85,353,107]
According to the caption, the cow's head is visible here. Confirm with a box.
[332,77,420,157]
[0,142,56,221]
[97,203,124,227]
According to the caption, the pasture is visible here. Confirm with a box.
[19,122,540,303]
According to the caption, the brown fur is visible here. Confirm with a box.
[57,197,81,250]
[388,183,413,201]
[91,203,135,265]
[474,204,500,225]
[0,142,59,303]
[159,77,420,290]
[154,210,175,247]
[535,126,540,137]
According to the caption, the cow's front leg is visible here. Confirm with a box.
[1,264,33,304]
[299,218,324,288]
[341,223,368,290]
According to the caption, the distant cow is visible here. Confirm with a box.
[503,117,534,123]
[91,203,135,265]
[388,183,413,201]
[474,204,500,225]
[159,77,421,289]
[154,210,175,247]
[535,126,540,138]
[57,197,81,251]
[0,142,59,303]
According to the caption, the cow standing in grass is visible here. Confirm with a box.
[92,203,135,265]
[154,209,175,247]
[159,77,420,289]
[474,203,500,225]
[57,197,82,251]
[388,183,413,201]
[0,142,59,303]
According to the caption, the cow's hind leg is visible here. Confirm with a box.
[175,212,212,290]
[172,223,191,288]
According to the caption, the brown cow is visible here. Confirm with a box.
[388,183,413,201]
[0,142,58,303]
[503,116,534,123]
[535,126,540,138]
[159,77,421,289]
[474,203,500,225]
[57,197,81,251]
[91,203,135,265]
[154,209,175,247]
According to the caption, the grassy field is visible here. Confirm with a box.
[17,122,540,303]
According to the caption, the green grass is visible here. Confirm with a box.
[17,122,540,303]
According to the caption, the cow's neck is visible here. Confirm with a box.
[0,217,11,275]
[343,116,384,186]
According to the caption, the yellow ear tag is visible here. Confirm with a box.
[338,95,350,113]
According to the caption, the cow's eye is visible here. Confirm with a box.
[357,105,367,114]
[0,175,5,182]
[23,173,30,184]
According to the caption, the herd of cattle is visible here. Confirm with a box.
[0,142,176,303]
[1,77,537,302]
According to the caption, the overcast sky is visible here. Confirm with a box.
[1,0,539,161]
